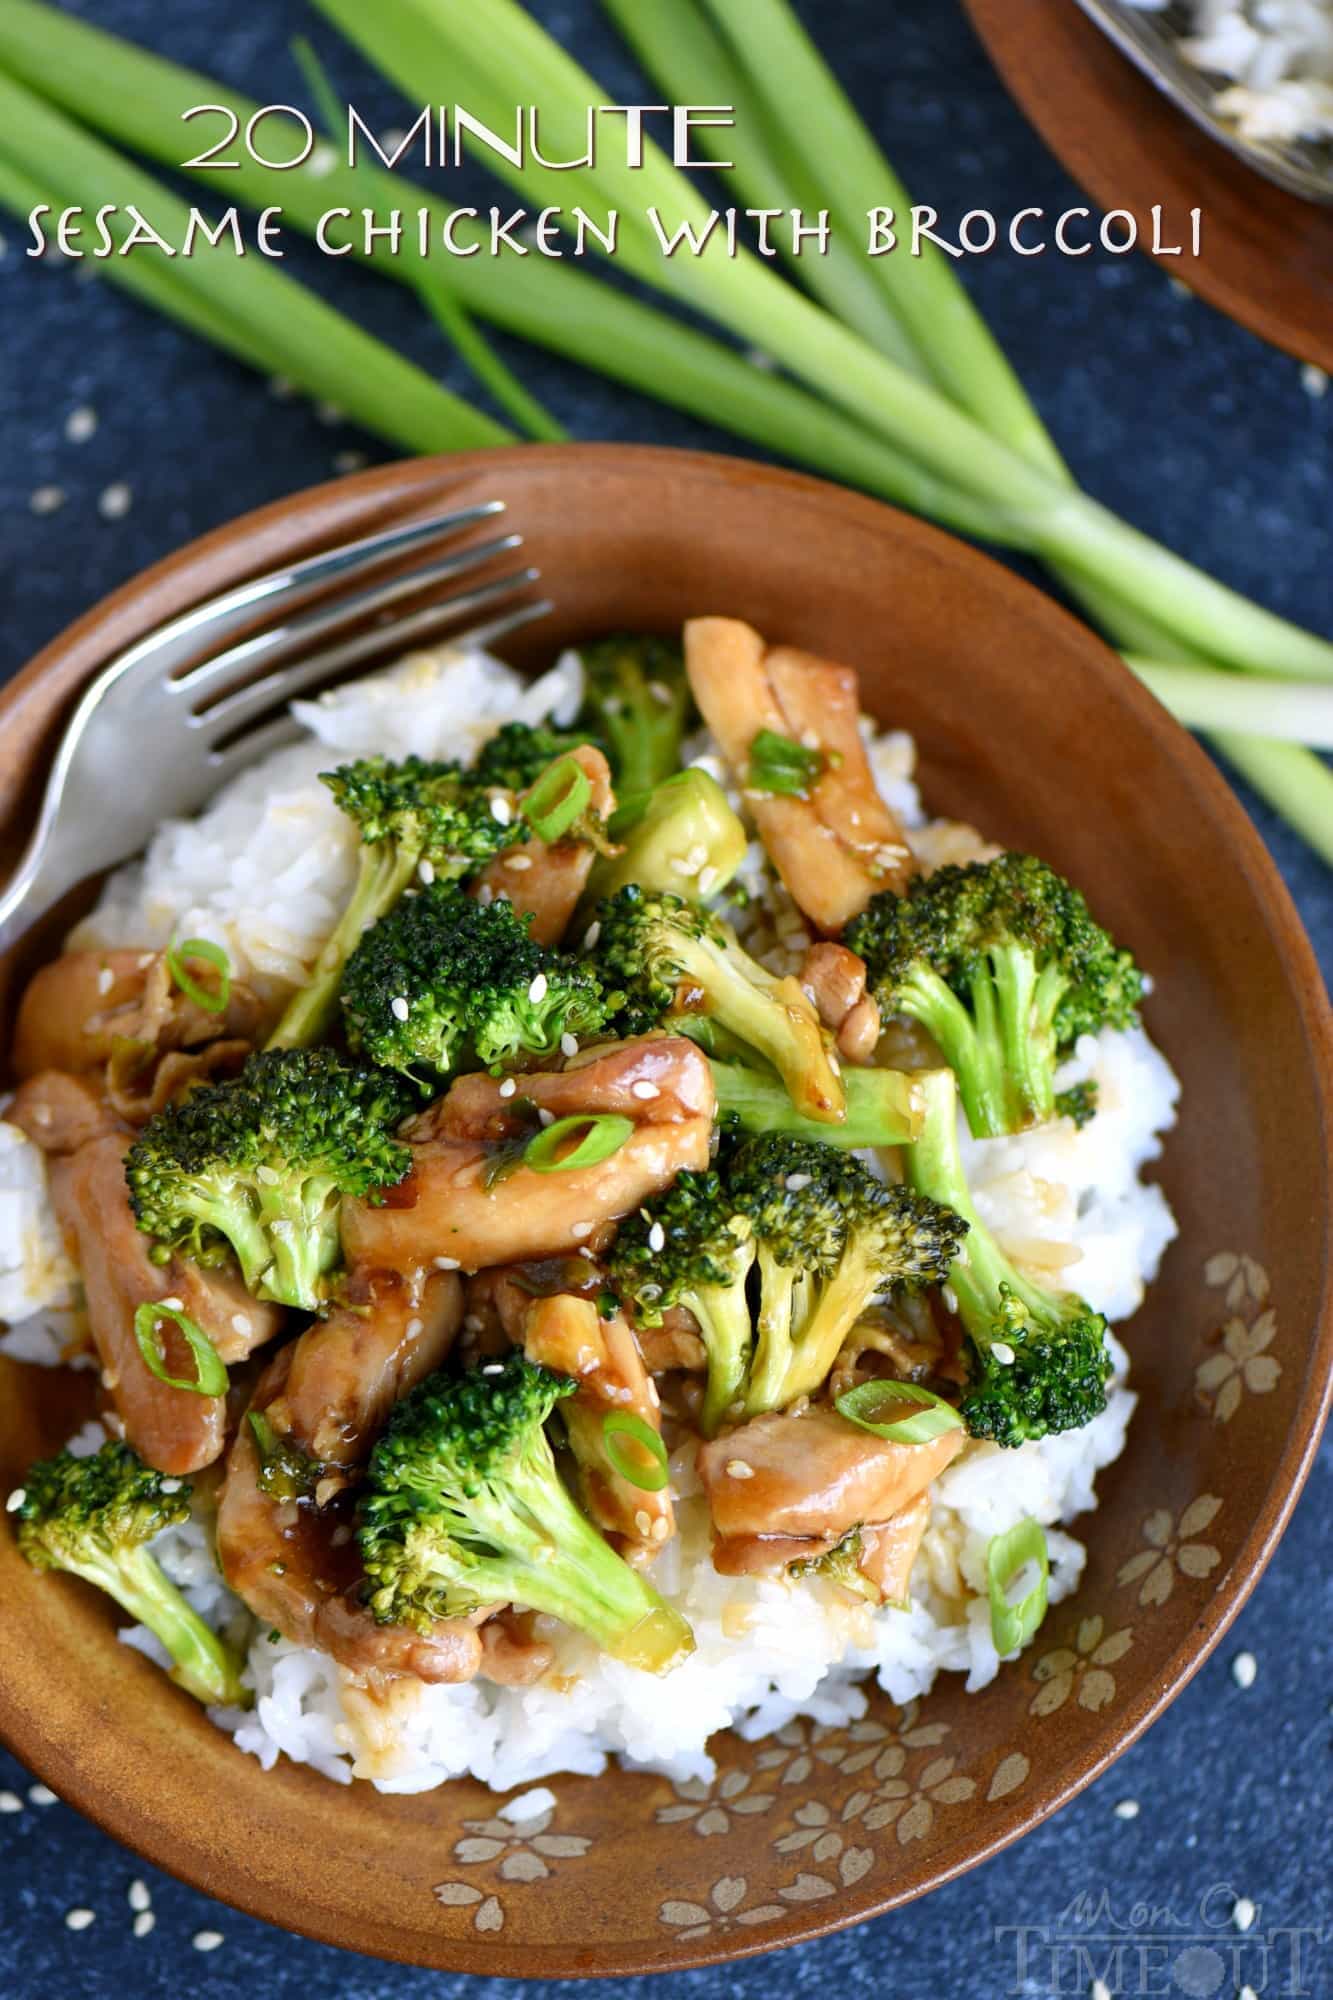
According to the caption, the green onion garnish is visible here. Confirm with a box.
[602,1410,670,1492]
[133,1300,228,1397]
[524,1113,634,1174]
[165,937,232,1015]
[523,756,592,842]
[746,727,826,798]
[986,1517,1049,1657]
[836,1378,965,1445]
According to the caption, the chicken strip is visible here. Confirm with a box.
[217,1351,482,1684]
[14,947,267,1079]
[263,1267,462,1472]
[342,1037,713,1274]
[9,1070,123,1155]
[684,617,913,929]
[711,1490,930,1603]
[697,1404,962,1543]
[470,744,615,946]
[47,1134,284,1473]
[521,1291,674,1558]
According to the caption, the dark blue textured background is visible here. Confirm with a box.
[1,3,1329,1994]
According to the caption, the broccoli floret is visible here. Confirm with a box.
[905,1068,1112,1446]
[126,1048,413,1311]
[846,854,1142,1139]
[606,1162,757,1434]
[726,1136,966,1414]
[788,1528,880,1604]
[341,880,611,1081]
[589,769,748,905]
[1055,1081,1099,1129]
[267,754,527,1048]
[709,1058,927,1149]
[358,1353,693,1674]
[592,884,846,1124]
[578,634,691,802]
[13,1441,247,1705]
[608,1135,964,1428]
[470,720,598,794]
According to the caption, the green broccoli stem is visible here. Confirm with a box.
[897,966,1009,1140]
[710,1059,923,1148]
[467,1470,692,1671]
[689,1278,757,1436]
[267,841,422,1051]
[256,1180,343,1310]
[904,1069,1041,1330]
[768,1244,879,1409]
[175,1188,274,1300]
[672,930,845,1126]
[745,1247,800,1414]
[988,946,1065,1134]
[71,1543,247,1706]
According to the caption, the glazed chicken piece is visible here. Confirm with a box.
[47,1133,284,1474]
[684,617,914,930]
[697,1404,962,1544]
[8,1070,123,1155]
[263,1266,462,1475]
[342,1037,714,1273]
[470,744,615,946]
[799,941,882,1064]
[519,1291,675,1558]
[856,1492,931,1605]
[217,1349,483,1684]
[13,947,267,1080]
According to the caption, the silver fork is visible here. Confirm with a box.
[0,501,553,955]
[1074,0,1333,203]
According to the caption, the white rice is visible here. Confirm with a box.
[0,641,1180,1795]
[1123,0,1333,143]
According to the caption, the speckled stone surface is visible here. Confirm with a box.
[0,3,1329,1994]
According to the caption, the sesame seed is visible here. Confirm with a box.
[333,449,368,474]
[405,1318,424,1338]
[560,1033,579,1058]
[504,853,533,872]
[128,1881,150,1912]
[1302,362,1328,399]
[463,1313,484,1333]
[582,921,601,950]
[538,1109,555,1128]
[159,1296,184,1311]
[230,1314,252,1337]
[418,859,436,886]
[65,405,98,443]
[98,481,133,521]
[991,1342,1016,1366]
[648,681,674,706]
[570,1222,593,1241]
[646,1378,660,1407]
[256,1165,280,1186]
[490,795,513,825]
[160,1479,183,1494]
[528,972,549,1003]
[133,1912,156,1939]
[498,1078,518,1098]
[1232,1650,1258,1690]
[268,374,296,399]
[725,1460,755,1479]
[1233,1897,1256,1932]
[315,401,343,426]
[785,1173,812,1192]
[1112,1798,1139,1820]
[65,1908,96,1931]
[28,1784,56,1806]
[391,996,410,1022]
[697,867,719,896]
[29,484,65,516]
[1091,1983,1111,2000]
[634,1509,651,1536]
[0,1792,22,1813]
[481,1362,505,1376]
[650,1516,670,1542]
[476,884,495,905]
[96,966,115,995]
[630,1080,659,1101]
[192,1929,224,1953]
[433,1256,461,1271]
[648,1223,666,1253]
[6,1489,25,1513]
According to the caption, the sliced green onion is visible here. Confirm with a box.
[747,727,827,798]
[986,1517,1050,1657]
[602,1410,670,1492]
[524,1113,634,1174]
[524,757,592,842]
[836,1378,965,1445]
[166,937,232,1015]
[133,1300,228,1397]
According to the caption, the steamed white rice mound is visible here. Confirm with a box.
[0,640,1180,1794]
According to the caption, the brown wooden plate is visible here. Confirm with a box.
[0,446,1329,1976]
[964,0,1333,372]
